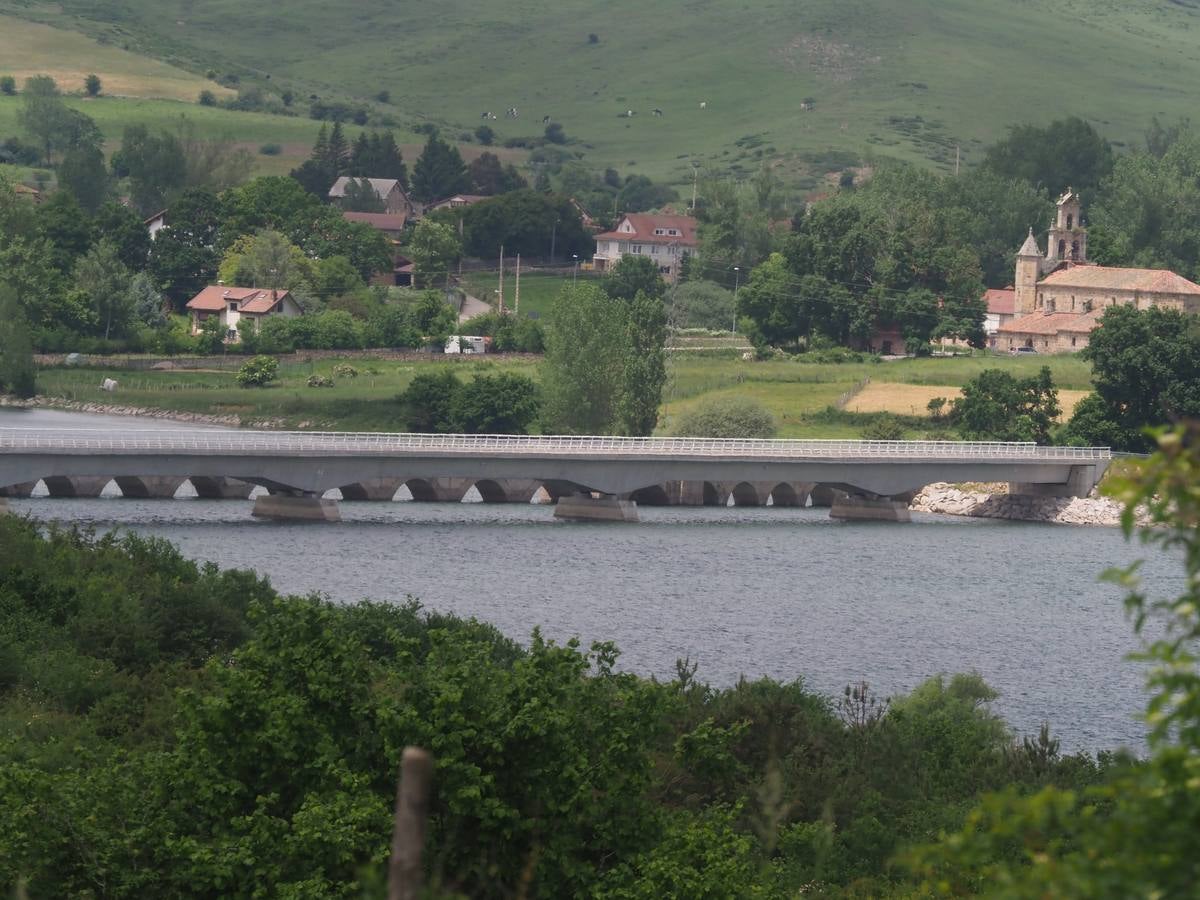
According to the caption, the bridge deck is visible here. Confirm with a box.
[0,430,1112,462]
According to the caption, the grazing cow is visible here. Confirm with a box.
[542,114,551,124]
[652,107,663,117]
[481,111,490,119]
[626,108,634,117]
[700,100,707,109]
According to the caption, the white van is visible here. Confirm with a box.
[444,335,488,354]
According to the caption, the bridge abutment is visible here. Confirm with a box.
[0,481,36,498]
[554,494,639,522]
[252,493,341,522]
[190,476,256,500]
[1009,464,1104,499]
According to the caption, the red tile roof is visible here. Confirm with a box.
[594,213,698,246]
[998,309,1103,336]
[983,288,1015,315]
[1039,264,1200,295]
[185,286,292,313]
[343,211,408,231]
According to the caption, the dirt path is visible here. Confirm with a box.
[458,293,492,323]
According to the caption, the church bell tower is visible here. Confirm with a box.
[1045,188,1087,268]
[1014,228,1042,315]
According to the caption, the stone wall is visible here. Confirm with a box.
[909,482,1135,527]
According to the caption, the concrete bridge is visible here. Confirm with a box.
[0,429,1111,522]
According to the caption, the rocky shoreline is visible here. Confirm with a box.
[0,396,284,429]
[910,483,1131,527]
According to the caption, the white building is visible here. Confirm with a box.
[592,213,698,282]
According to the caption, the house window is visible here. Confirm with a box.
[659,266,671,274]
[1058,239,1066,257]
[654,228,666,235]
[228,301,239,311]
[631,244,642,254]
[668,229,679,236]
[1066,214,1073,230]
[618,242,629,253]
[1071,337,1077,347]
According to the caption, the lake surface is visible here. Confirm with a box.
[1,406,1180,753]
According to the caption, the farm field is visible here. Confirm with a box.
[4,0,1199,183]
[0,14,233,102]
[459,271,588,321]
[33,352,1094,438]
[846,382,1090,420]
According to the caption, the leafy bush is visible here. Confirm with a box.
[0,75,15,96]
[235,355,279,387]
[258,143,282,155]
[197,89,216,106]
[331,363,359,378]
[861,414,905,440]
[671,397,777,439]
[307,374,334,387]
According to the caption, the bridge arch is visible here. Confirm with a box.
[769,483,801,508]
[41,475,112,498]
[473,479,509,503]
[403,478,440,502]
[729,482,761,507]
[630,484,671,506]
[702,482,724,506]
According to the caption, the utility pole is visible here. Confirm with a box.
[732,266,741,335]
[955,145,960,176]
[514,253,520,315]
[498,245,504,314]
[572,253,579,286]
[690,164,699,212]
[550,218,558,263]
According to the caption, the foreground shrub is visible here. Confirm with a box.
[671,397,777,439]
[236,355,279,387]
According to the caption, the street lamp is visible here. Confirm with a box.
[732,266,741,335]
[572,253,579,285]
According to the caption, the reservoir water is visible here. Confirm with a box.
[1,407,1181,753]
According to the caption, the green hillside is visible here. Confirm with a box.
[3,0,1200,184]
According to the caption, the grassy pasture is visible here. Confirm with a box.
[459,271,585,320]
[5,0,1200,183]
[0,14,233,102]
[34,352,1093,437]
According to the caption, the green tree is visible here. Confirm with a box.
[148,188,222,306]
[668,280,734,330]
[736,252,805,348]
[113,124,187,215]
[74,239,134,339]
[603,254,666,302]
[0,285,37,397]
[127,271,167,328]
[456,190,591,259]
[671,397,777,438]
[950,366,1060,444]
[1062,304,1200,451]
[411,290,457,346]
[84,73,101,97]
[468,151,527,195]
[94,200,151,270]
[57,141,110,213]
[0,75,15,96]
[410,132,470,202]
[407,218,461,288]
[617,290,668,435]
[451,372,540,433]
[398,370,462,431]
[347,131,408,187]
[981,116,1114,203]
[17,75,101,165]
[541,283,631,433]
[341,176,386,212]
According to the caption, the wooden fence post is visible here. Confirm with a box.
[388,746,434,900]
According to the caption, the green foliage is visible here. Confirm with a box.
[671,396,777,438]
[407,218,462,288]
[618,290,668,435]
[74,238,135,340]
[0,284,37,397]
[861,413,905,441]
[0,75,15,96]
[83,73,102,97]
[340,175,386,212]
[453,189,592,259]
[235,354,279,387]
[474,124,495,146]
[603,254,666,303]
[467,151,526,195]
[982,116,1114,204]
[17,75,101,165]
[950,366,1060,444]
[458,311,546,353]
[909,425,1200,896]
[1062,304,1200,452]
[410,132,469,202]
[396,370,539,433]
[669,279,734,330]
[112,123,186,215]
[57,141,110,213]
[397,369,461,432]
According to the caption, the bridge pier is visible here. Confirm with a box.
[1010,464,1103,499]
[830,494,911,523]
[554,494,639,523]
[0,481,36,498]
[190,476,256,500]
[113,475,188,499]
[252,493,341,522]
[42,476,111,498]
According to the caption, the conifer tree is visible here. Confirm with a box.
[410,132,469,202]
[327,121,350,173]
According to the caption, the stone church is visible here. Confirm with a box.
[996,190,1200,352]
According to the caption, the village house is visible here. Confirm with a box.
[998,189,1200,352]
[591,212,698,282]
[341,211,413,286]
[426,193,488,213]
[982,288,1016,347]
[144,208,168,240]
[185,286,303,342]
[328,177,413,216]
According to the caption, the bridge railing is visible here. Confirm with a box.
[0,429,1112,460]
